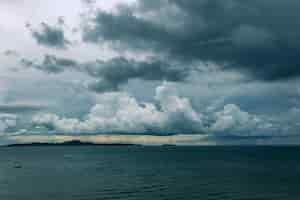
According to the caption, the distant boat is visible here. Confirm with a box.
[13,162,22,169]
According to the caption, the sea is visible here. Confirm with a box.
[0,145,300,200]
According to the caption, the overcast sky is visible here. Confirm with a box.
[1,0,300,145]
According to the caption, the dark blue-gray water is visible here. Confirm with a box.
[1,146,300,200]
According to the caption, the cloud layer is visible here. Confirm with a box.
[0,114,17,134]
[30,82,272,136]
[82,0,300,81]
[21,55,188,92]
[1,0,300,144]
[32,82,203,134]
[27,22,71,49]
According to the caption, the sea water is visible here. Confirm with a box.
[0,146,300,200]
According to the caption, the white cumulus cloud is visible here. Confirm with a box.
[31,83,273,136]
[210,104,264,135]
[0,114,17,134]
[32,82,203,134]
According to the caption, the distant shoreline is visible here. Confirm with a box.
[3,134,300,147]
[5,140,138,147]
[4,142,300,148]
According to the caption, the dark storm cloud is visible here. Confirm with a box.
[82,0,300,81]
[83,57,188,92]
[21,55,188,92]
[28,22,70,49]
[82,10,171,50]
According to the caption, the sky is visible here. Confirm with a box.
[0,0,300,145]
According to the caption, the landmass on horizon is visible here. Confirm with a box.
[5,140,138,147]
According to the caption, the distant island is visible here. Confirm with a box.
[6,140,136,147]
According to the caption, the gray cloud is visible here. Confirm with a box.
[0,103,43,114]
[81,0,96,5]
[0,114,17,134]
[28,22,71,49]
[83,57,188,92]
[21,55,188,92]
[21,54,78,73]
[81,0,300,81]
[209,104,273,136]
[3,50,18,57]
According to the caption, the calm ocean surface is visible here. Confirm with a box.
[1,146,300,200]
